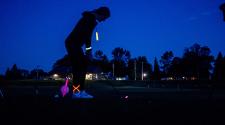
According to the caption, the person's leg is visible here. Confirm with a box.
[66,45,93,98]
[78,56,94,98]
[73,52,87,91]
[71,50,93,98]
[78,54,88,91]
[70,47,84,93]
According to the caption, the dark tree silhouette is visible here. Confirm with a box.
[0,74,5,87]
[182,43,214,80]
[127,58,136,80]
[198,46,214,79]
[5,64,27,80]
[220,3,225,21]
[170,57,183,79]
[5,68,11,80]
[111,60,126,77]
[112,47,131,63]
[0,75,4,81]
[11,64,21,80]
[29,69,48,80]
[93,50,111,73]
[152,57,161,80]
[94,50,104,60]
[213,52,225,81]
[20,69,29,79]
[111,47,131,77]
[53,55,71,68]
[127,56,152,80]
[160,51,174,77]
[50,55,72,76]
[137,56,152,80]
[223,56,225,79]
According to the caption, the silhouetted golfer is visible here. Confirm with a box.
[65,7,110,98]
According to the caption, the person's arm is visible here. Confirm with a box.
[85,36,92,52]
[84,15,96,59]
[85,32,93,59]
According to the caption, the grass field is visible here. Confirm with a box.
[0,80,225,124]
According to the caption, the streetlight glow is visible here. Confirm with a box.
[143,73,147,77]
[53,74,59,78]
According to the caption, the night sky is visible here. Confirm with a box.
[1,0,225,74]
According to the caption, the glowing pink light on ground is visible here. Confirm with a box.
[60,77,69,97]
[121,95,129,99]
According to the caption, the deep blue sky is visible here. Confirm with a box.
[1,0,225,74]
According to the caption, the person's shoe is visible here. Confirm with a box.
[80,91,94,98]
[72,91,81,98]
[72,90,93,99]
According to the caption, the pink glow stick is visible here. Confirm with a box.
[60,77,69,97]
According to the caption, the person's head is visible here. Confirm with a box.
[93,7,110,22]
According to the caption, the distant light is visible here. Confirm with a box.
[168,77,173,80]
[116,77,126,80]
[191,77,196,80]
[53,74,59,78]
[143,73,147,77]
[96,32,99,41]
[125,96,128,99]
[86,74,93,80]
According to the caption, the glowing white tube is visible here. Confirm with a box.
[96,32,99,41]
[86,47,92,51]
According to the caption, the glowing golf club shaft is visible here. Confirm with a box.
[96,32,99,41]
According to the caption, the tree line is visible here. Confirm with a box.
[51,43,225,81]
[3,64,48,80]
[2,43,225,81]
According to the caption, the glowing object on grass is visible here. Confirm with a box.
[121,95,129,99]
[60,77,69,97]
[96,32,99,41]
[0,89,4,98]
[73,85,80,93]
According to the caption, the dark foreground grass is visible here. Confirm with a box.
[1,96,225,125]
[0,80,225,124]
